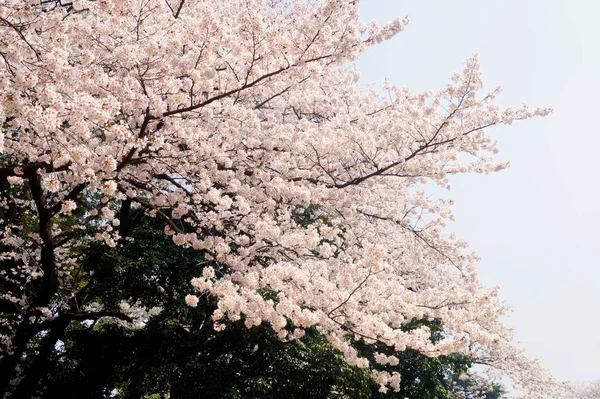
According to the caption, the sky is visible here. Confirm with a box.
[358,0,600,384]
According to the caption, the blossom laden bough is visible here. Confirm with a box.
[0,0,560,397]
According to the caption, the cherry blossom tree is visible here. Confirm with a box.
[0,0,561,397]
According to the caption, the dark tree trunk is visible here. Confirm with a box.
[0,319,33,396]
[11,317,70,399]
[0,176,59,398]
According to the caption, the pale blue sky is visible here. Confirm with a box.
[358,0,599,384]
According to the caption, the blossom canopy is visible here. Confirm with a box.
[0,0,559,396]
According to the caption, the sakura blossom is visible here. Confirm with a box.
[185,294,199,308]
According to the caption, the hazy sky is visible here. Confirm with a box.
[358,0,599,384]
